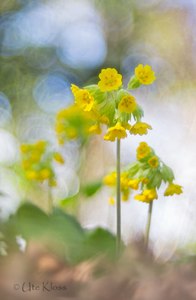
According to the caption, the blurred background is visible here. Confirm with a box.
[0,0,196,258]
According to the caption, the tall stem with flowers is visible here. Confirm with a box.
[55,64,183,254]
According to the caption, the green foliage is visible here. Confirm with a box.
[2,203,116,263]
[82,180,103,197]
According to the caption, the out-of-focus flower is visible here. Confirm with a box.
[53,152,65,164]
[128,178,140,190]
[88,123,102,135]
[148,156,159,169]
[135,189,158,203]
[103,172,116,186]
[108,197,115,205]
[118,95,137,113]
[164,183,183,196]
[130,122,152,135]
[135,64,156,85]
[98,68,122,92]
[104,122,127,141]
[136,142,151,160]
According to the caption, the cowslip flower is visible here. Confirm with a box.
[53,152,65,164]
[135,189,158,203]
[118,94,137,113]
[88,123,102,135]
[148,156,159,169]
[135,64,156,85]
[164,183,183,196]
[128,178,140,190]
[108,197,115,205]
[136,142,151,160]
[130,122,152,135]
[71,84,95,112]
[103,172,117,186]
[98,68,122,92]
[104,122,127,142]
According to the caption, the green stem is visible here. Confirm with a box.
[145,201,153,249]
[116,138,121,256]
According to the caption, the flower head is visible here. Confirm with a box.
[148,156,159,169]
[135,189,158,203]
[103,172,117,186]
[118,94,137,113]
[53,152,64,164]
[128,178,140,190]
[88,123,102,135]
[135,64,156,85]
[71,84,94,112]
[130,122,152,135]
[98,68,122,92]
[136,142,151,160]
[164,183,183,196]
[104,122,127,142]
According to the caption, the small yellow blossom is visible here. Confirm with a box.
[103,172,117,186]
[164,183,183,196]
[108,197,115,205]
[148,156,159,168]
[35,140,47,152]
[71,85,95,112]
[130,122,152,135]
[136,142,151,160]
[20,144,31,153]
[128,178,140,190]
[135,64,156,85]
[118,95,137,113]
[88,123,102,135]
[53,153,64,164]
[39,168,52,180]
[104,122,127,142]
[135,189,158,203]
[25,170,38,180]
[98,68,122,92]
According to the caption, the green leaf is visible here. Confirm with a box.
[82,181,103,197]
[80,227,116,261]
[147,171,162,189]
[15,202,50,239]
[127,76,141,90]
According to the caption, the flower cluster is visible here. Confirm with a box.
[20,140,64,186]
[55,65,155,144]
[104,141,182,204]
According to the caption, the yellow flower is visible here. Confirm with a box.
[71,85,95,112]
[108,197,115,205]
[35,140,47,152]
[103,172,116,186]
[148,156,159,168]
[53,152,64,164]
[20,144,31,153]
[39,168,52,180]
[128,178,140,190]
[130,122,152,135]
[29,151,42,163]
[98,68,122,92]
[120,172,130,189]
[164,183,183,196]
[104,122,127,142]
[135,189,158,203]
[118,95,137,113]
[88,123,102,135]
[136,142,151,160]
[25,170,38,180]
[135,64,156,85]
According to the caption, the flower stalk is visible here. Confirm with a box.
[116,138,121,256]
[144,201,153,249]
